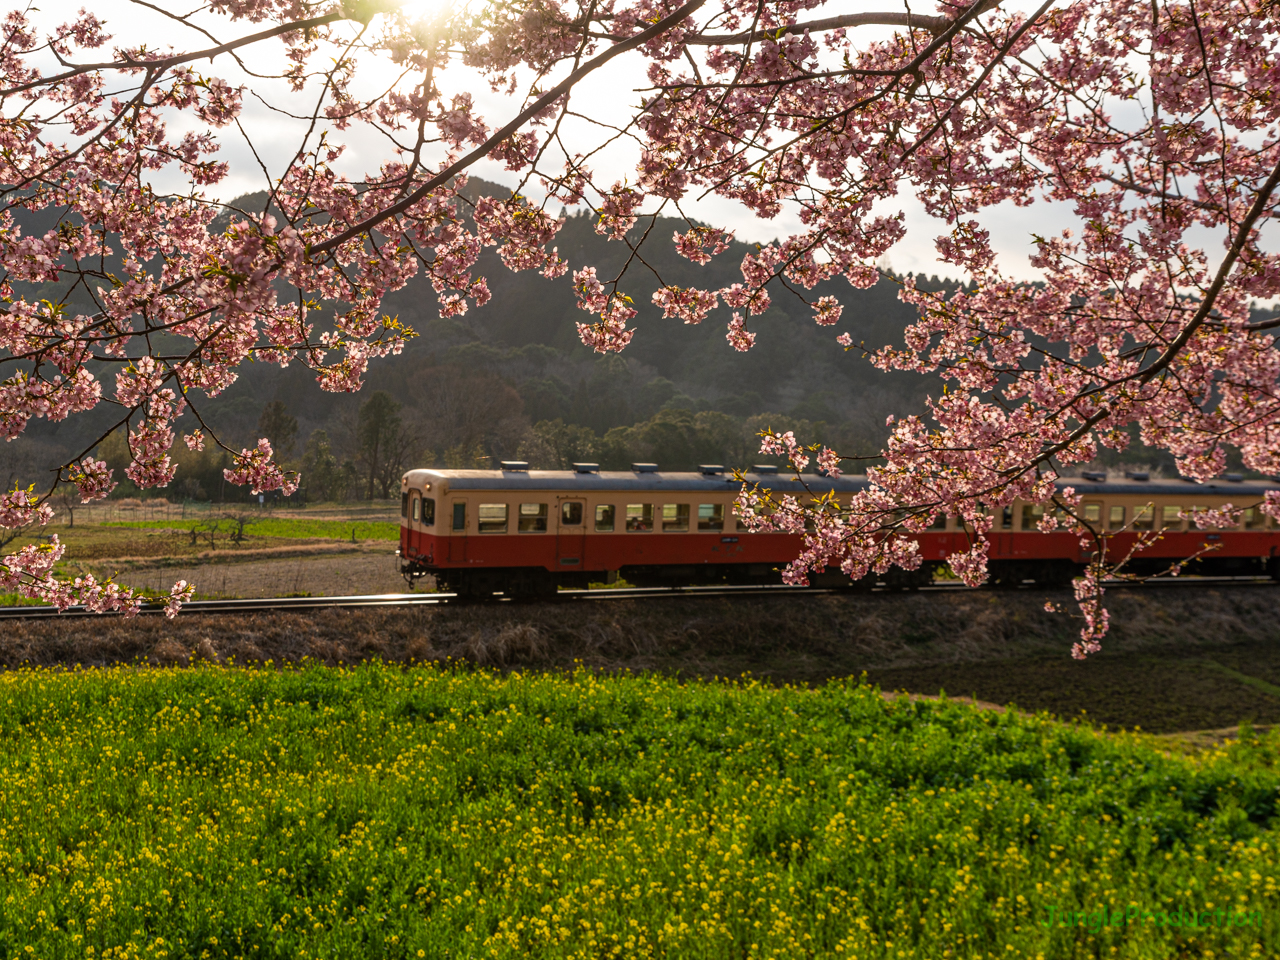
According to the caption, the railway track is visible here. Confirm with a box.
[0,575,1274,619]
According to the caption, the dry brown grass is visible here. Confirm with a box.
[3,584,1279,732]
[100,541,368,566]
[0,583,1271,672]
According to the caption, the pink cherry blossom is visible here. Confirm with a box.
[223,439,299,496]
[725,313,756,352]
[67,458,116,502]
[0,0,1275,640]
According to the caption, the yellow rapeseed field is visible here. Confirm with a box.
[0,662,1274,958]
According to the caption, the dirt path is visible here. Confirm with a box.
[113,550,411,598]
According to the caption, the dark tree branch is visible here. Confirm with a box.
[309,0,708,258]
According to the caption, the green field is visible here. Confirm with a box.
[0,592,52,607]
[0,664,1276,959]
[103,517,400,541]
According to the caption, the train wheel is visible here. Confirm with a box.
[1035,560,1083,587]
[986,562,1025,589]
[808,568,858,589]
[880,564,935,591]
[509,569,557,601]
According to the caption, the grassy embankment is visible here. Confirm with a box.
[0,663,1276,958]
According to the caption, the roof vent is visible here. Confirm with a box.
[1125,471,1150,482]
[573,462,599,474]
[1081,471,1107,482]
[751,464,779,475]
[698,464,726,475]
[1226,473,1244,482]
[500,460,529,471]
[632,463,659,473]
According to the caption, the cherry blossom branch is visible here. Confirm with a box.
[1,0,1276,642]
[1099,172,1280,219]
[0,13,344,96]
[684,11,962,44]
[309,0,708,258]
[1136,156,1280,386]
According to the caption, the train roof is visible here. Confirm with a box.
[1060,476,1280,495]
[403,468,1280,497]
[401,468,869,494]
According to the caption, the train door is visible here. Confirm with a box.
[408,492,421,557]
[448,499,467,562]
[557,499,586,569]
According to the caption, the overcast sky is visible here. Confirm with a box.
[23,1,1273,292]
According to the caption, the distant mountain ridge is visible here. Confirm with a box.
[5,178,964,489]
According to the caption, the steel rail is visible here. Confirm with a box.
[0,584,831,619]
[0,576,1273,619]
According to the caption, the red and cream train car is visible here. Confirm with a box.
[398,463,1280,595]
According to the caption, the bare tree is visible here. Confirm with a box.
[355,392,422,500]
[51,490,78,529]
[407,368,528,466]
[258,401,299,460]
[218,512,259,545]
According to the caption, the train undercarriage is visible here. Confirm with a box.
[406,554,1280,597]
[408,559,954,596]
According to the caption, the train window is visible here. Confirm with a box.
[1083,503,1102,524]
[1132,504,1154,530]
[927,514,947,530]
[1109,505,1125,530]
[1187,505,1207,530]
[626,504,653,531]
[478,503,508,534]
[401,492,409,517]
[1162,505,1183,529]
[1021,504,1046,531]
[698,504,724,531]
[595,505,615,532]
[561,501,584,526]
[1244,507,1263,530]
[422,497,435,526]
[662,504,690,532]
[411,497,420,523]
[518,503,548,532]
[452,502,467,531]
[1000,506,1013,529]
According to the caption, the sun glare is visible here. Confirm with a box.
[396,0,439,23]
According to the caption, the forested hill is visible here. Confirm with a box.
[381,178,957,423]
[7,179,964,495]
[201,178,959,435]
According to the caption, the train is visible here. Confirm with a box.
[397,462,1280,596]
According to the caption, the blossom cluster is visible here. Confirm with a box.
[0,0,1275,635]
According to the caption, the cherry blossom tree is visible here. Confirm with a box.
[0,0,1276,637]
